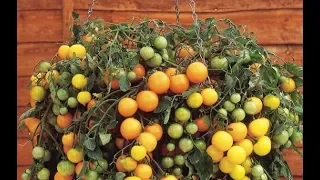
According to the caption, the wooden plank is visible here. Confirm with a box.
[281,177,302,180]
[17,166,30,180]
[62,0,74,40]
[17,138,33,165]
[74,9,302,45]
[73,0,302,12]
[17,77,30,107]
[283,148,303,176]
[17,0,62,11]
[17,43,60,77]
[17,11,63,43]
[264,45,303,65]
[17,44,302,77]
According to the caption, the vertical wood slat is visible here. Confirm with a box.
[62,0,74,41]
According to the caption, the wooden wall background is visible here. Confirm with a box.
[17,0,303,179]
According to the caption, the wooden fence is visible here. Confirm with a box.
[17,0,303,179]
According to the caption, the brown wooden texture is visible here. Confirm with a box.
[74,9,302,45]
[17,0,303,178]
[17,11,63,43]
[17,0,62,11]
[73,0,302,12]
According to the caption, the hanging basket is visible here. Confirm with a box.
[18,1,303,180]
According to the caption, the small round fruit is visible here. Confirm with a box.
[118,97,138,117]
[186,122,198,134]
[174,154,185,166]
[77,91,92,106]
[194,139,207,151]
[212,131,233,152]
[21,173,29,180]
[57,88,69,101]
[251,165,264,177]
[167,143,175,152]
[227,146,246,164]
[178,45,194,58]
[167,123,183,139]
[235,139,253,156]
[145,123,163,141]
[187,92,203,108]
[218,108,228,119]
[210,56,228,69]
[127,71,136,81]
[91,159,108,173]
[85,170,98,180]
[120,118,142,140]
[290,131,303,143]
[272,130,289,145]
[201,88,219,106]
[59,107,68,115]
[248,118,270,137]
[219,157,235,173]
[194,116,210,132]
[124,177,142,180]
[186,62,208,83]
[179,138,194,153]
[134,164,152,179]
[232,108,246,121]
[122,157,138,172]
[37,168,50,180]
[39,61,51,72]
[137,132,158,152]
[169,74,190,94]
[72,74,87,89]
[230,93,241,104]
[241,157,252,174]
[57,160,75,176]
[131,145,147,161]
[67,147,83,163]
[140,46,155,60]
[247,97,263,115]
[58,45,70,59]
[263,94,280,110]
[260,173,268,180]
[284,140,292,148]
[253,136,271,156]
[206,145,224,163]
[175,107,191,122]
[229,165,245,180]
[173,167,182,176]
[224,100,235,112]
[43,150,51,162]
[136,90,159,112]
[286,126,294,137]
[67,97,78,108]
[162,54,169,61]
[32,146,45,160]
[280,77,296,93]
[30,86,46,102]
[154,36,168,49]
[147,71,170,95]
[226,122,248,142]
[243,101,257,115]
[146,53,162,68]
[161,157,174,169]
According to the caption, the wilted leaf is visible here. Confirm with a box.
[87,73,96,91]
[99,132,111,145]
[163,108,171,124]
[86,146,103,160]
[119,76,130,92]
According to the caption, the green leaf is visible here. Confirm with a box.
[280,163,293,180]
[86,53,97,70]
[283,62,303,77]
[72,11,79,19]
[260,66,279,87]
[106,120,118,129]
[115,172,126,180]
[99,132,111,145]
[188,148,213,180]
[294,106,303,114]
[19,108,36,121]
[128,54,139,68]
[291,143,303,157]
[292,76,303,87]
[84,138,96,151]
[86,146,103,160]
[87,73,96,91]
[182,86,199,98]
[119,75,130,92]
[153,98,171,113]
[185,158,195,178]
[203,115,211,126]
[163,108,172,124]
[224,74,234,91]
[225,56,238,63]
